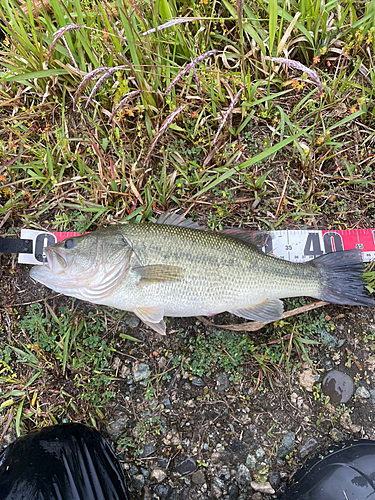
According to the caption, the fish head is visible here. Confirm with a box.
[30,228,132,301]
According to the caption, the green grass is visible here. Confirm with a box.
[0,303,119,432]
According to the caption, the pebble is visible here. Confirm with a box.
[298,437,319,459]
[124,315,140,328]
[236,464,251,486]
[269,472,281,490]
[277,432,295,458]
[251,480,275,494]
[370,389,375,404]
[330,427,344,442]
[213,476,225,489]
[255,447,265,460]
[340,412,361,433]
[216,372,230,392]
[141,442,156,458]
[322,370,354,403]
[355,386,370,399]
[191,376,205,387]
[157,457,169,469]
[131,474,145,492]
[245,454,257,470]
[299,368,319,392]
[210,483,223,498]
[228,484,239,500]
[105,415,128,441]
[154,484,170,499]
[251,493,262,500]
[133,363,151,385]
[229,439,244,452]
[174,457,197,475]
[191,470,205,485]
[150,469,167,483]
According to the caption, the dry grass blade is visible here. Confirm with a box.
[108,90,142,123]
[144,104,189,165]
[62,38,79,70]
[197,301,328,332]
[46,24,85,63]
[212,85,246,145]
[164,50,217,96]
[73,67,108,111]
[265,56,323,95]
[85,65,126,109]
[142,17,201,36]
[192,66,202,99]
[236,0,244,34]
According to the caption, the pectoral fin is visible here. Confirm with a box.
[230,298,283,323]
[133,264,184,283]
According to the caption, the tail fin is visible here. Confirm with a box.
[312,250,375,307]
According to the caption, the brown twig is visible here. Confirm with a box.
[196,300,329,332]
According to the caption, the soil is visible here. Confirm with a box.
[1,250,375,500]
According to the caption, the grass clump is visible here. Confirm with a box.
[0,303,117,433]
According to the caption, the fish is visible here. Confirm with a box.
[30,213,375,335]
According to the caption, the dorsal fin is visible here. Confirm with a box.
[220,229,269,251]
[156,211,204,230]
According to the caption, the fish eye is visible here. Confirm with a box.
[64,238,78,249]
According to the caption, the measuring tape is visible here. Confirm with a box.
[0,228,374,265]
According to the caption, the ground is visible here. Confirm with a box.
[1,250,375,499]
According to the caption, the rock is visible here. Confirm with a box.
[251,493,262,500]
[157,457,169,468]
[211,452,222,463]
[191,376,205,387]
[299,368,319,392]
[340,412,361,433]
[370,389,375,404]
[320,331,345,348]
[216,372,230,392]
[174,457,197,475]
[245,454,257,469]
[355,386,370,399]
[298,437,319,459]
[141,442,156,458]
[322,370,354,403]
[210,482,223,498]
[277,432,295,458]
[131,474,145,492]
[229,439,244,452]
[133,363,151,385]
[192,470,205,485]
[269,472,281,490]
[255,447,265,460]
[213,476,225,489]
[228,484,239,500]
[154,484,170,499]
[125,315,140,328]
[105,415,128,440]
[251,481,275,494]
[330,427,344,442]
[151,469,167,483]
[236,464,251,486]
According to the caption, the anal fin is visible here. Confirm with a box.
[135,305,166,335]
[230,298,283,323]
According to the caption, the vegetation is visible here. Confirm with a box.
[0,0,375,441]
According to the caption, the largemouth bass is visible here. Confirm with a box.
[30,215,375,334]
